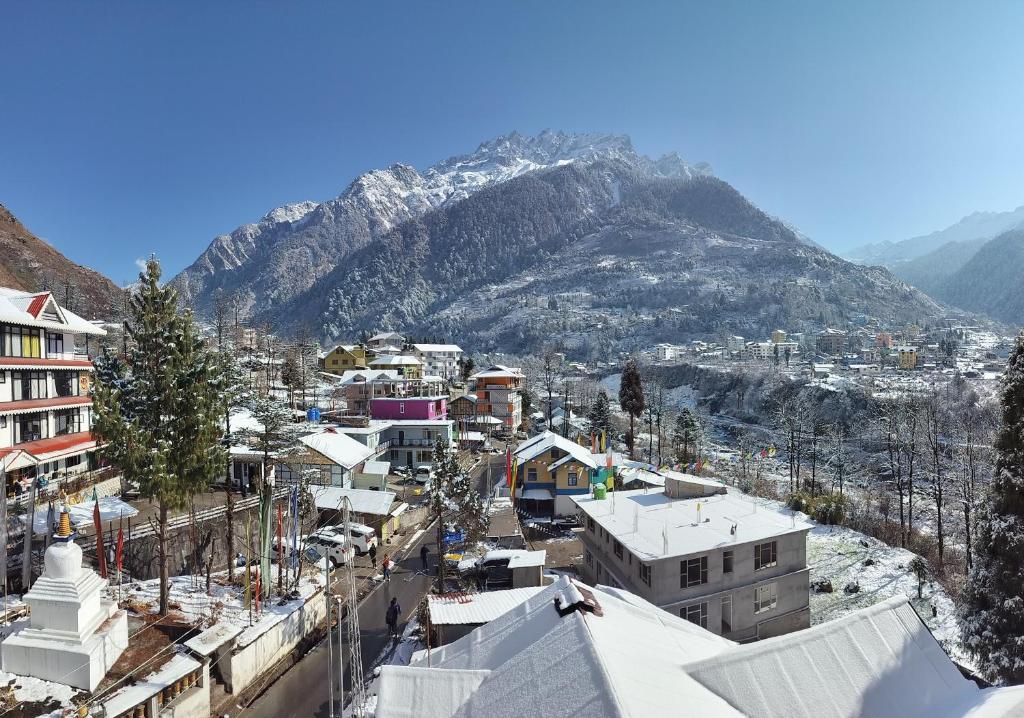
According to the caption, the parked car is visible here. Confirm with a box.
[305,533,356,567]
[319,522,378,555]
[414,466,433,485]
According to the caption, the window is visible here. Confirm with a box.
[15,413,46,443]
[754,541,778,571]
[681,556,708,588]
[54,372,79,398]
[54,408,82,436]
[613,540,623,559]
[754,583,778,614]
[0,416,6,428]
[46,332,64,356]
[567,471,578,486]
[587,516,595,532]
[723,550,734,574]
[11,371,47,401]
[585,550,593,567]
[1,326,41,358]
[399,402,405,414]
[639,563,651,586]
[682,602,708,629]
[527,468,537,483]
[721,595,733,633]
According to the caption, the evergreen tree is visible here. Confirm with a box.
[429,436,486,592]
[961,332,1024,683]
[93,259,226,615]
[676,408,699,464]
[280,352,300,408]
[618,359,645,458]
[460,356,475,382]
[587,390,612,436]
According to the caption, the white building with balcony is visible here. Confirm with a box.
[411,343,463,380]
[0,289,106,496]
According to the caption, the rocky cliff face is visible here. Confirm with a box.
[0,204,124,319]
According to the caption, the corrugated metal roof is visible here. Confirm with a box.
[309,486,396,516]
[428,587,546,625]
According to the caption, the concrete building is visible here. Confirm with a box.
[368,354,423,380]
[410,343,463,380]
[816,329,846,356]
[0,288,106,495]
[370,395,447,421]
[771,329,788,344]
[897,345,919,370]
[726,335,745,353]
[469,365,524,430]
[573,474,812,640]
[367,332,405,351]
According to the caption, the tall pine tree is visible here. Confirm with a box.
[429,436,486,593]
[587,390,612,436]
[618,359,645,458]
[960,331,1024,683]
[93,259,226,615]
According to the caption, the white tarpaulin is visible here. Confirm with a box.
[32,496,139,535]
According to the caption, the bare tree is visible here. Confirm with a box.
[541,351,558,431]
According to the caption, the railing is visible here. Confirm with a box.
[7,466,119,505]
[391,437,433,448]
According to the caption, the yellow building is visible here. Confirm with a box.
[513,431,599,517]
[771,329,788,344]
[325,344,369,373]
[897,346,918,370]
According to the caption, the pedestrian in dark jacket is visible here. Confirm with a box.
[369,543,377,570]
[385,597,401,637]
[420,544,429,572]
[382,554,392,582]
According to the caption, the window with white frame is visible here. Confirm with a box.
[754,541,777,571]
[754,583,778,614]
[567,470,578,486]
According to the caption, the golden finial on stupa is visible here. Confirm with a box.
[56,505,72,539]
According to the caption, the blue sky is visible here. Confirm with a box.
[3,1,1024,284]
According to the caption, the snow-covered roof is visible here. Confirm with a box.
[369,331,404,342]
[299,429,374,469]
[369,354,421,366]
[183,623,243,657]
[335,369,401,385]
[474,415,503,425]
[309,486,396,515]
[360,460,391,476]
[572,488,812,560]
[428,587,546,625]
[514,431,598,470]
[379,579,1024,718]
[412,343,463,353]
[0,287,107,335]
[379,576,735,718]
[684,596,1024,718]
[101,654,202,717]
[470,364,523,379]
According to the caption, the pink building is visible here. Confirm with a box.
[370,396,447,421]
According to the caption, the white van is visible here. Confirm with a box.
[305,533,355,567]
[414,466,433,485]
[320,522,378,555]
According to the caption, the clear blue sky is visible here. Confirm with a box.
[3,1,1024,284]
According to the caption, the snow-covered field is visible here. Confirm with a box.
[806,522,967,667]
[118,565,325,647]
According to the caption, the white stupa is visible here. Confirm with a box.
[1,505,128,690]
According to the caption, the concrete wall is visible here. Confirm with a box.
[160,661,211,718]
[579,525,810,639]
[220,586,328,695]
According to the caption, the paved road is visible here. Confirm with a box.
[238,452,507,718]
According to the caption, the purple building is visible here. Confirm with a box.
[370,396,447,421]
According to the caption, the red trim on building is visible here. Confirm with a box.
[11,431,96,460]
[0,396,92,414]
[0,357,93,369]
[26,293,50,318]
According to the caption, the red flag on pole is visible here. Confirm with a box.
[505,446,512,487]
[92,488,107,578]
[115,524,124,573]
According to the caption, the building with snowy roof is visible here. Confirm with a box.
[276,427,375,487]
[573,474,812,641]
[0,288,107,497]
[513,431,600,517]
[410,343,463,380]
[374,575,1024,718]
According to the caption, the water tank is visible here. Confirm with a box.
[593,483,607,500]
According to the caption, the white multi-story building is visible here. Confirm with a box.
[0,289,106,493]
[411,343,463,379]
[574,473,812,640]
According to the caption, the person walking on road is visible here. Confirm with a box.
[385,597,401,639]
[369,543,377,570]
[382,553,392,582]
[420,543,430,573]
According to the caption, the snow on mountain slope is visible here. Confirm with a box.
[172,130,710,318]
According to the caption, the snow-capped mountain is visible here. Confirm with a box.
[171,130,711,317]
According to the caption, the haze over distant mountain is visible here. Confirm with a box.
[0,204,124,319]
[174,130,944,356]
[171,130,710,319]
[926,229,1024,326]
[845,205,1024,268]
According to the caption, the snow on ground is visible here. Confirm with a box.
[0,670,78,713]
[118,565,325,648]
[806,522,968,668]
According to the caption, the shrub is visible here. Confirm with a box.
[785,491,813,514]
[813,493,847,525]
